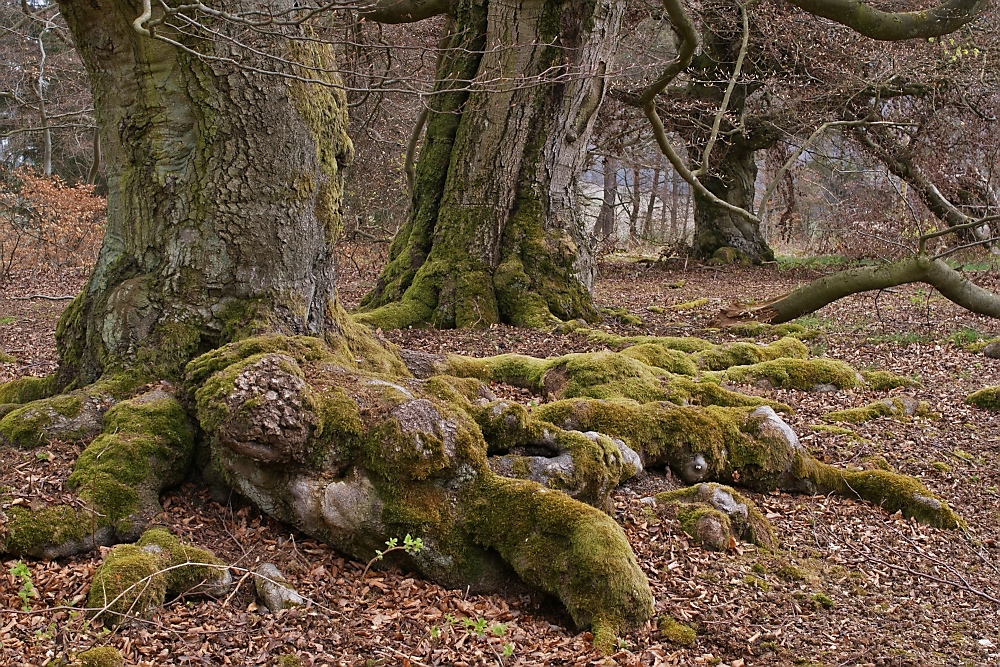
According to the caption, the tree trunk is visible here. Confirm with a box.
[359,0,624,329]
[595,154,619,242]
[693,140,774,263]
[643,156,661,240]
[54,1,364,387]
[628,167,641,239]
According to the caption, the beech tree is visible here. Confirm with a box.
[0,0,990,654]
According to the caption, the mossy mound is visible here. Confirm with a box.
[0,393,91,448]
[707,246,749,266]
[0,351,14,363]
[600,307,642,325]
[966,386,1000,411]
[76,647,125,667]
[88,543,168,625]
[0,375,56,404]
[136,528,231,595]
[823,396,928,424]
[656,483,776,550]
[723,358,862,391]
[2,389,195,558]
[466,476,654,651]
[692,337,808,371]
[658,615,697,645]
[861,370,919,390]
[88,528,229,626]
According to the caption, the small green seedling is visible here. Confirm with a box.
[362,534,424,578]
[10,561,38,610]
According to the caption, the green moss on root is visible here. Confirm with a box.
[824,398,928,424]
[861,370,919,390]
[465,476,654,643]
[136,528,229,594]
[656,483,775,550]
[693,337,808,371]
[792,454,962,528]
[0,393,84,448]
[0,504,94,555]
[966,386,1000,411]
[723,358,861,390]
[0,375,57,404]
[88,543,168,625]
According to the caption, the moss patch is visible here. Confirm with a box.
[0,393,86,448]
[723,358,861,390]
[88,543,168,625]
[136,528,230,595]
[77,647,125,667]
[693,337,808,371]
[658,616,697,645]
[824,397,928,424]
[0,375,56,404]
[861,370,918,390]
[966,386,1000,411]
[656,483,776,550]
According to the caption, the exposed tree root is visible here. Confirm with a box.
[0,327,964,650]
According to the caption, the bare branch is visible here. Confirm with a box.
[783,0,990,40]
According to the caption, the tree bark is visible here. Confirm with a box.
[643,156,661,240]
[595,154,619,242]
[359,0,624,329]
[55,0,362,387]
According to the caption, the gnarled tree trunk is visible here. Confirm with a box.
[358,0,624,329]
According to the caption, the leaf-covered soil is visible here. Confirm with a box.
[2,256,999,667]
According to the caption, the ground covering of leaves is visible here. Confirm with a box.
[2,253,999,667]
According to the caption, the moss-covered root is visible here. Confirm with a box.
[0,391,104,448]
[88,528,230,626]
[1,389,195,558]
[0,374,57,405]
[722,357,863,391]
[77,646,125,667]
[465,476,654,651]
[792,455,962,529]
[691,336,809,371]
[473,400,641,511]
[656,483,776,551]
[823,396,928,424]
[966,386,1000,411]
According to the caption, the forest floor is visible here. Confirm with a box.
[2,249,999,667]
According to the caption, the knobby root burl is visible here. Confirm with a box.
[0,329,962,653]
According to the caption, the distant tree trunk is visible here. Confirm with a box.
[669,171,680,241]
[595,155,619,242]
[643,157,661,239]
[360,0,624,329]
[628,167,641,239]
[693,140,774,262]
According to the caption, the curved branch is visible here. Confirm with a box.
[783,0,989,40]
[719,255,1000,324]
[360,0,449,23]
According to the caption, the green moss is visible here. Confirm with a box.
[792,454,962,528]
[135,528,228,594]
[668,297,709,310]
[966,386,1000,411]
[707,247,749,266]
[656,483,776,550]
[0,504,93,555]
[274,657,302,667]
[810,424,864,440]
[0,375,57,404]
[658,616,696,645]
[620,344,698,375]
[861,370,918,390]
[811,592,834,609]
[0,351,13,363]
[823,397,928,424]
[0,393,84,448]
[88,543,167,625]
[931,461,952,473]
[723,358,861,390]
[68,394,194,532]
[777,563,806,581]
[693,337,808,371]
[77,647,125,667]
[600,307,642,325]
[465,476,654,640]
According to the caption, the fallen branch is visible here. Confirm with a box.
[11,294,76,300]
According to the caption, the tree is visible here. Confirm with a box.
[356,0,623,329]
[0,0,989,654]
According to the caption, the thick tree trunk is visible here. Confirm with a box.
[693,141,774,263]
[55,1,363,387]
[359,0,623,329]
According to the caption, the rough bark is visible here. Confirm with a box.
[717,255,1000,324]
[54,0,364,387]
[359,0,624,329]
[595,155,618,241]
